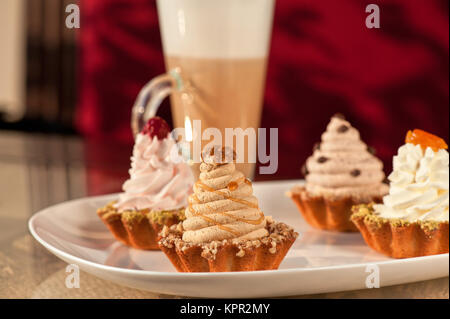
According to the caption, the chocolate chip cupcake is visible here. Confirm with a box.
[287,114,389,231]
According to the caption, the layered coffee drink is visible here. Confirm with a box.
[157,0,275,179]
[165,56,267,178]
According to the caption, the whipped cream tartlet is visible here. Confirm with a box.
[288,114,389,231]
[352,129,449,258]
[159,147,298,272]
[97,117,194,250]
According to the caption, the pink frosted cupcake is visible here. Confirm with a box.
[97,117,194,250]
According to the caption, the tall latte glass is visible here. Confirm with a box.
[132,0,275,179]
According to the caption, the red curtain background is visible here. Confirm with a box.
[75,0,449,181]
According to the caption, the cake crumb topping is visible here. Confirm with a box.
[158,219,298,261]
[351,203,448,232]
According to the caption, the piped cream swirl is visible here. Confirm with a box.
[182,162,268,244]
[115,133,194,212]
[305,116,388,200]
[374,144,449,222]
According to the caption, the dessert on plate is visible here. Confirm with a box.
[287,114,389,231]
[97,117,194,250]
[352,129,449,258]
[159,146,298,272]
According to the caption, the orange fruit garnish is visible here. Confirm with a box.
[405,129,448,152]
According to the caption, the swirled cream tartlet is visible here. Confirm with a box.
[159,147,298,272]
[352,129,449,258]
[287,114,389,231]
[97,117,194,250]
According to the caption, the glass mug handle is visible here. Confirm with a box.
[131,68,184,137]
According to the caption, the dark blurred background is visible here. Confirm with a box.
[0,0,448,190]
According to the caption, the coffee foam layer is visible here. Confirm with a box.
[157,0,274,58]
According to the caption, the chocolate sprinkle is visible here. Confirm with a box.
[337,125,349,133]
[301,164,309,177]
[313,142,321,152]
[317,156,328,163]
[367,146,376,155]
[350,169,361,177]
[332,113,346,120]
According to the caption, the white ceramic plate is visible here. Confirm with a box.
[29,180,448,298]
